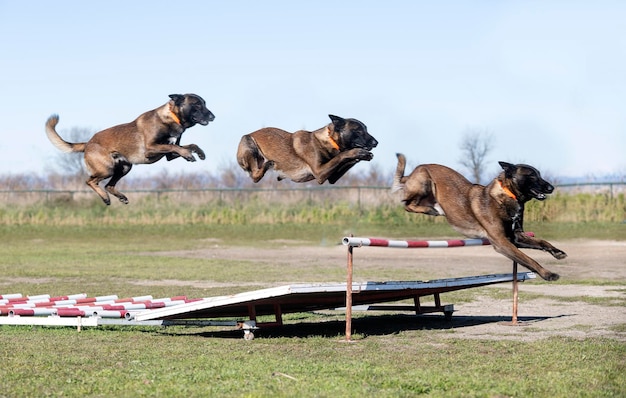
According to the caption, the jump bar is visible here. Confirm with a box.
[342,237,491,248]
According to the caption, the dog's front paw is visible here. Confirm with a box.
[188,144,206,160]
[180,149,196,162]
[352,148,373,161]
[553,250,567,260]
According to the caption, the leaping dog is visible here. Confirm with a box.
[236,115,378,184]
[392,153,566,281]
[46,94,215,205]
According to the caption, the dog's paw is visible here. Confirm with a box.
[182,152,196,162]
[353,149,373,161]
[189,145,206,160]
[545,272,560,282]
[553,250,567,260]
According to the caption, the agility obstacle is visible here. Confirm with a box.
[0,271,532,339]
[342,236,491,248]
[342,236,530,341]
[0,236,534,339]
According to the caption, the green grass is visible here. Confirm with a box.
[0,326,623,397]
[0,218,625,397]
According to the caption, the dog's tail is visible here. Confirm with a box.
[45,115,86,153]
[390,153,407,194]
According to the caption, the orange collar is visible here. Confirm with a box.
[498,180,517,200]
[170,110,181,125]
[327,127,340,150]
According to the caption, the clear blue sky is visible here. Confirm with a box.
[1,1,624,181]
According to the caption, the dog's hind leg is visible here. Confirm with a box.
[86,176,111,205]
[401,167,442,216]
[236,135,272,183]
[104,155,132,204]
[403,190,442,216]
[404,199,443,216]
[84,144,117,205]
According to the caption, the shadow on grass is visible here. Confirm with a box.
[184,313,567,340]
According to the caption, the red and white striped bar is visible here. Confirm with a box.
[343,236,491,248]
[9,308,58,317]
[0,294,22,300]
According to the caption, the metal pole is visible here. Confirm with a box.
[511,261,518,325]
[345,239,354,341]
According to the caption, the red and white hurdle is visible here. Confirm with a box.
[342,236,529,341]
[342,236,491,248]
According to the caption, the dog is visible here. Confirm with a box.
[236,115,378,184]
[45,94,215,205]
[392,153,566,281]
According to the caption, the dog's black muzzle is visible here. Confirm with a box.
[196,110,215,126]
[357,136,378,151]
[532,182,554,201]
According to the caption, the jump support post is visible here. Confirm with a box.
[510,261,520,325]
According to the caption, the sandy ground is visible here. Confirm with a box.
[149,239,626,341]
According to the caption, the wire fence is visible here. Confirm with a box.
[1,183,624,207]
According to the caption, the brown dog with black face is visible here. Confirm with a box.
[236,115,378,184]
[392,153,566,281]
[46,94,215,205]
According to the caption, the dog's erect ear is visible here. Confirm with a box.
[168,94,185,105]
[328,115,346,130]
[499,161,517,177]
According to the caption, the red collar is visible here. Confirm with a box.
[498,180,517,200]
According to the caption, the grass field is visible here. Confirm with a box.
[0,201,625,396]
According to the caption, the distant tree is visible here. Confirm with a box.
[459,128,494,184]
[51,127,93,176]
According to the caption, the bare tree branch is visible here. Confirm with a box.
[458,128,495,184]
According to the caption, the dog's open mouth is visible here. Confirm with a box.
[357,142,377,151]
[196,113,215,126]
[532,185,553,201]
[198,117,214,126]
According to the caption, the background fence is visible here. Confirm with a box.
[1,183,624,207]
